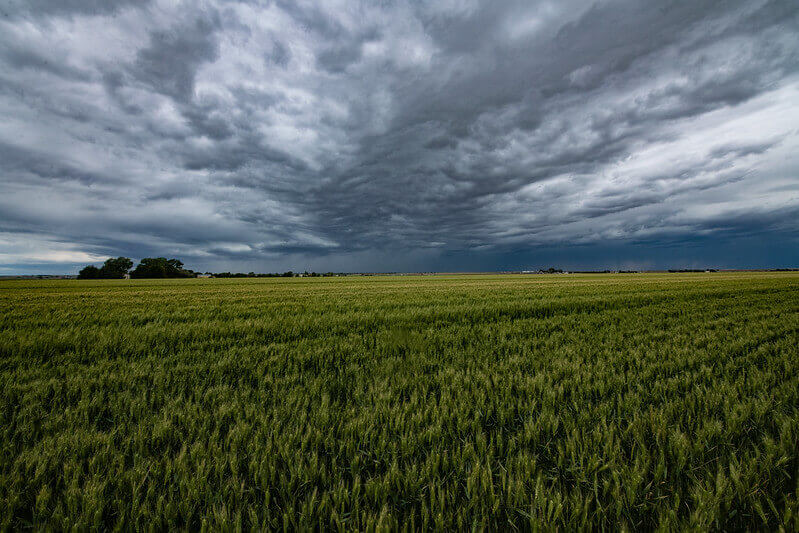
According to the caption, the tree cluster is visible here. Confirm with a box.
[77,257,133,279]
[78,257,195,279]
[130,258,194,279]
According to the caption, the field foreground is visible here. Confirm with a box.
[1,272,798,530]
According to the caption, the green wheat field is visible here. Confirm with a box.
[1,272,798,530]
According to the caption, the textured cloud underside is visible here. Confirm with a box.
[1,0,798,272]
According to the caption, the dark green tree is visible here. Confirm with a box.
[77,265,101,279]
[130,258,193,279]
[167,259,184,270]
[99,257,133,279]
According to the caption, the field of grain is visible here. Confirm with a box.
[1,272,797,530]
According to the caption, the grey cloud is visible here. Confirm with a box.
[0,0,798,273]
[0,44,90,81]
[133,14,221,102]
[316,44,363,73]
[0,142,115,188]
[267,40,291,68]
[1,0,147,19]
[708,141,778,160]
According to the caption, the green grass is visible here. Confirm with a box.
[1,272,798,530]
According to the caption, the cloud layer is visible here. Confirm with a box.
[1,0,798,273]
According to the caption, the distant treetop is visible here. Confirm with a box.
[130,258,194,279]
[77,257,133,279]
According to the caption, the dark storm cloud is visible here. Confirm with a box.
[1,0,148,19]
[266,39,291,68]
[133,13,222,102]
[0,0,798,274]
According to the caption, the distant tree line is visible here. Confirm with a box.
[211,271,296,278]
[668,269,718,273]
[569,270,639,274]
[78,257,195,279]
[78,259,345,280]
[209,271,341,278]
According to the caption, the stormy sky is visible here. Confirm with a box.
[1,0,798,274]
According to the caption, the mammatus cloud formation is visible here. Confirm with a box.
[1,0,798,273]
